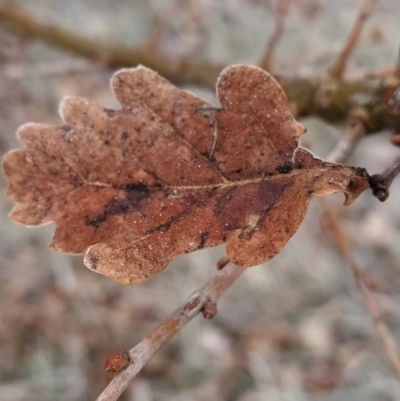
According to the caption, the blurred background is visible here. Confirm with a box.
[1,1,400,400]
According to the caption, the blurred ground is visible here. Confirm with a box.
[1,1,400,400]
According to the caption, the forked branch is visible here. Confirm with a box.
[97,260,245,401]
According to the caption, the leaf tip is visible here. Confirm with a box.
[15,122,32,140]
[59,96,94,125]
[84,245,133,285]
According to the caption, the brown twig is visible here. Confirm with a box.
[329,0,378,79]
[368,154,400,201]
[259,0,291,71]
[322,200,400,380]
[326,119,366,163]
[96,260,245,401]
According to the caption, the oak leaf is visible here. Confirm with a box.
[2,65,369,284]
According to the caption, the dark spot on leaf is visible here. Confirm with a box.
[213,186,238,217]
[276,161,294,174]
[146,200,199,234]
[230,167,243,175]
[198,232,208,249]
[87,183,150,227]
[86,214,106,228]
[348,179,358,191]
[147,218,172,234]
[207,186,218,198]
[352,166,369,179]
[124,182,149,194]
[60,125,71,137]
[90,254,98,269]
[258,181,285,211]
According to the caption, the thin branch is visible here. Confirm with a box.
[326,119,366,163]
[329,0,378,79]
[96,260,245,401]
[368,154,400,201]
[322,200,400,380]
[259,0,291,71]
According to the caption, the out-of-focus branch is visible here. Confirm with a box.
[258,0,291,71]
[96,260,245,401]
[326,119,366,162]
[1,3,399,135]
[329,0,378,79]
[322,200,400,380]
[0,3,221,88]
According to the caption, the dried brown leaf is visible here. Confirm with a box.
[2,65,369,284]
